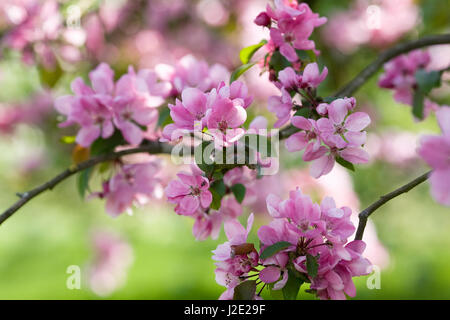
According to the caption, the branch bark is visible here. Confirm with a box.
[354,171,431,241]
[0,141,173,225]
[1,34,449,226]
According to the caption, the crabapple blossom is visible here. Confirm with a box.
[417,106,450,206]
[165,167,212,216]
[259,188,372,300]
[262,1,327,62]
[55,63,167,147]
[378,49,443,118]
[91,162,161,217]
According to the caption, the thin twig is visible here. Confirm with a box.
[354,171,431,241]
[279,34,450,139]
[0,140,173,225]
[1,35,449,226]
[335,34,450,97]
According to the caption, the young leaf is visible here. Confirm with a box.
[233,280,257,300]
[412,89,425,120]
[415,69,442,94]
[239,40,267,64]
[230,63,256,83]
[306,254,319,278]
[209,188,223,210]
[269,50,291,73]
[231,183,246,203]
[77,167,93,198]
[211,179,226,197]
[90,130,125,156]
[294,107,312,118]
[282,270,304,300]
[335,157,355,172]
[157,106,172,128]
[60,136,76,144]
[260,241,292,260]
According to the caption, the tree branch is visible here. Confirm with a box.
[335,34,450,98]
[354,171,431,241]
[280,34,450,138]
[2,34,449,226]
[0,140,173,226]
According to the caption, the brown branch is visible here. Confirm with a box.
[280,34,450,138]
[335,34,450,98]
[0,140,173,226]
[354,171,431,241]
[1,35,449,226]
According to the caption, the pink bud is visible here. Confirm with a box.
[254,12,271,27]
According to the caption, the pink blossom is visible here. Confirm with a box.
[285,116,326,161]
[267,88,293,128]
[87,231,133,297]
[417,106,450,206]
[299,62,328,88]
[102,162,161,217]
[165,169,212,216]
[263,2,327,62]
[256,189,372,299]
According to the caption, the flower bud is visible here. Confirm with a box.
[254,12,271,27]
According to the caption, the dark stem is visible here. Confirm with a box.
[354,171,431,241]
[1,35,448,226]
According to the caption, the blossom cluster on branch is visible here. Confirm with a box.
[0,0,449,300]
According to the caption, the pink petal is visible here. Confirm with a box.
[340,147,369,164]
[310,154,335,178]
[260,266,281,284]
[76,125,100,147]
[344,112,371,131]
[285,132,308,152]
[291,116,312,130]
[200,190,213,208]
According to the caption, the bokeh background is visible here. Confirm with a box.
[0,0,449,299]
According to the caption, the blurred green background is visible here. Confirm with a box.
[0,0,449,299]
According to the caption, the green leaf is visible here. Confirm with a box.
[269,50,291,73]
[90,130,125,156]
[260,241,292,260]
[306,254,319,278]
[194,141,215,175]
[77,167,93,198]
[209,188,222,210]
[239,40,267,64]
[60,136,76,144]
[230,63,256,83]
[233,280,257,300]
[211,179,226,197]
[415,69,442,94]
[282,269,304,300]
[38,61,63,88]
[295,49,317,62]
[231,183,246,204]
[335,157,355,172]
[294,107,312,118]
[157,106,172,128]
[412,89,425,120]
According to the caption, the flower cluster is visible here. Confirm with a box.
[417,106,450,206]
[87,231,134,297]
[155,54,230,97]
[165,165,257,241]
[161,80,253,145]
[322,0,418,53]
[378,49,439,117]
[212,189,372,300]
[255,0,327,63]
[90,162,161,217]
[55,63,169,147]
[268,63,371,178]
